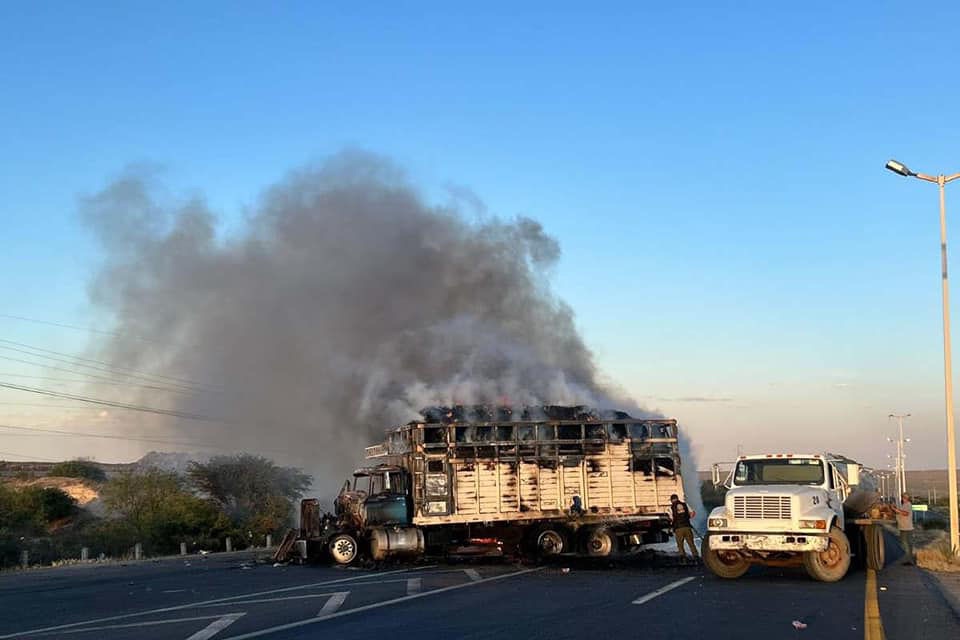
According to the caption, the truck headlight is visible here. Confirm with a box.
[799,519,827,529]
[708,518,727,528]
[424,501,448,515]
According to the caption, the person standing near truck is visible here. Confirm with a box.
[893,492,914,565]
[670,493,698,561]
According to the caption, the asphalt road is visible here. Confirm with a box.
[1,538,957,640]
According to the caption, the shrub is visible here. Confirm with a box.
[48,460,107,483]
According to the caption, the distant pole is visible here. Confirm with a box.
[889,414,911,496]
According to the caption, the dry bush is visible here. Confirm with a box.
[917,533,960,572]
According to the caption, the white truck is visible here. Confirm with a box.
[703,453,892,582]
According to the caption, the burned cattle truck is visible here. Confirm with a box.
[281,406,687,565]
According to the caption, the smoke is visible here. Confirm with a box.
[81,150,703,519]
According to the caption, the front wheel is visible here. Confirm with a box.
[803,527,851,582]
[702,535,749,579]
[328,533,359,565]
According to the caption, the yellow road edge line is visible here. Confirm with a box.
[864,568,886,640]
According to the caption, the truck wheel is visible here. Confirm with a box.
[329,533,359,565]
[803,527,851,582]
[702,535,749,579]
[584,527,617,557]
[866,524,885,571]
[532,527,566,558]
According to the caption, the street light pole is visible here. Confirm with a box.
[889,413,911,495]
[886,159,960,554]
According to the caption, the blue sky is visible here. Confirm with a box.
[2,2,960,471]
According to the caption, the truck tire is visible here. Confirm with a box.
[803,526,851,582]
[328,533,359,565]
[866,524,885,571]
[702,535,749,579]
[531,526,566,558]
[584,526,618,557]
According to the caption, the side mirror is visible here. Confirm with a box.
[847,464,860,487]
[712,463,721,487]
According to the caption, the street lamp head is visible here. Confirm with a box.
[885,159,914,177]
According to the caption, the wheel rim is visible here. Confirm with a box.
[588,531,613,556]
[332,537,356,563]
[818,539,842,569]
[537,530,564,556]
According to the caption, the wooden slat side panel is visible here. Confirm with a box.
[538,467,559,510]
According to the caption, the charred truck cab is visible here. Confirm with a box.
[283,406,688,564]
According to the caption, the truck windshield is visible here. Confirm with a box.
[734,459,824,486]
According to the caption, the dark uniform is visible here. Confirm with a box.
[670,496,698,559]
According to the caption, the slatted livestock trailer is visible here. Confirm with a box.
[283,406,688,564]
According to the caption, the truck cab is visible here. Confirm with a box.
[703,453,865,582]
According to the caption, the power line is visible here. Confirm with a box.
[0,424,299,457]
[0,341,214,393]
[0,381,223,422]
[0,313,154,343]
[0,402,116,410]
[0,449,58,462]
[0,373,201,392]
[0,354,200,394]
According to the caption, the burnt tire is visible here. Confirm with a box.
[584,526,618,557]
[328,533,359,565]
[866,524,885,571]
[803,526,851,582]
[702,535,749,579]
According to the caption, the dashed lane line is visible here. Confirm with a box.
[42,614,245,636]
[406,578,422,595]
[221,567,545,640]
[631,577,696,605]
[317,592,348,617]
[463,569,482,582]
[185,614,245,640]
[0,566,434,639]
[192,592,349,609]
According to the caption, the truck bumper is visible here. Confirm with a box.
[708,532,828,552]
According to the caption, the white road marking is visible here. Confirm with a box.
[406,577,422,595]
[51,614,245,635]
[163,589,187,594]
[185,614,245,640]
[317,592,348,617]
[463,569,482,582]
[193,593,347,608]
[221,567,544,640]
[631,577,696,605]
[0,566,434,638]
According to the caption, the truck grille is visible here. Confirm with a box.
[733,495,792,519]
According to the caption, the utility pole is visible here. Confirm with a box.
[889,413,911,496]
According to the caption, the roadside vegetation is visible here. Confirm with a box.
[0,455,312,569]
[917,534,960,572]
